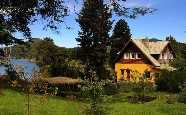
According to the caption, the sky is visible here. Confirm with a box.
[16,0,186,48]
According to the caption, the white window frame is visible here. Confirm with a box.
[130,53,135,59]
[124,53,130,59]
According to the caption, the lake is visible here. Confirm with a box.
[0,59,39,77]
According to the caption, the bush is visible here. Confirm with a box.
[127,78,156,103]
[103,81,136,95]
[42,63,84,79]
[155,70,186,93]
[5,64,18,81]
[118,81,134,93]
[178,82,186,104]
[132,81,154,96]
[104,82,118,95]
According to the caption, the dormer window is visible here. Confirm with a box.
[131,53,135,59]
[124,52,130,59]
[136,53,142,59]
[124,52,142,59]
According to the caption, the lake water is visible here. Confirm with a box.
[0,59,39,76]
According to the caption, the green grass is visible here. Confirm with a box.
[0,89,186,115]
[104,92,186,115]
[0,89,84,115]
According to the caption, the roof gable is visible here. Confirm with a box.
[115,39,161,67]
[132,40,160,67]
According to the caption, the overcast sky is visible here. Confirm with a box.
[15,0,186,48]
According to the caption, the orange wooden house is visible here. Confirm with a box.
[114,39,175,82]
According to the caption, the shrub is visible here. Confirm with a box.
[104,82,118,95]
[155,70,186,93]
[0,76,8,88]
[42,60,84,79]
[178,82,186,104]
[5,64,18,81]
[118,81,135,93]
[128,77,156,103]
[103,81,135,95]
[132,81,154,97]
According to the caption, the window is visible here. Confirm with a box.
[136,53,142,59]
[131,53,135,59]
[124,53,130,59]
[169,54,174,59]
[151,54,159,60]
[125,52,142,59]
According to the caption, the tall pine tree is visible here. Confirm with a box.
[110,19,131,66]
[76,0,112,80]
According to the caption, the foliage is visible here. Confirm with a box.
[12,44,30,58]
[119,72,156,104]
[0,25,24,45]
[5,64,19,81]
[46,60,84,79]
[12,38,84,79]
[155,70,186,93]
[178,82,186,104]
[81,76,106,115]
[0,76,8,95]
[76,0,112,80]
[111,19,131,40]
[172,54,186,71]
[76,1,113,113]
[0,0,68,38]
[104,82,118,95]
[75,0,153,79]
[110,19,131,65]
[57,47,79,60]
[0,0,155,45]
[12,38,78,61]
[29,37,58,66]
[131,77,155,102]
[166,35,186,71]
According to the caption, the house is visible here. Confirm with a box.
[114,39,175,82]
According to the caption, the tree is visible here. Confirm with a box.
[178,82,186,104]
[76,0,113,114]
[76,0,112,80]
[0,0,68,38]
[12,44,30,59]
[166,35,186,71]
[29,37,57,66]
[110,19,131,65]
[0,25,24,45]
[111,19,131,40]
[0,0,155,42]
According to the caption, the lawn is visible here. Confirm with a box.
[104,92,186,115]
[0,89,186,115]
[0,89,84,115]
